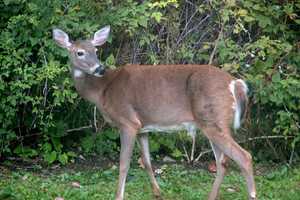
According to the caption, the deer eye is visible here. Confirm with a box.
[76,51,85,57]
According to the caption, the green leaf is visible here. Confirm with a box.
[67,151,76,157]
[272,73,281,83]
[294,19,300,25]
[151,12,162,23]
[51,137,63,152]
[237,9,248,16]
[58,153,68,165]
[44,151,57,164]
[257,15,272,28]
[13,145,38,158]
[41,142,52,153]
[138,17,148,28]
[105,54,116,68]
[171,148,183,158]
[0,186,15,199]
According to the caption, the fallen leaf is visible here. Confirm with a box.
[155,168,163,175]
[111,165,117,170]
[22,175,28,181]
[163,156,176,163]
[208,161,217,173]
[71,181,81,188]
[227,187,237,193]
[79,154,86,160]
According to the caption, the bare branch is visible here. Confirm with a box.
[176,15,210,46]
[195,149,212,162]
[208,23,224,65]
[66,125,93,133]
[289,146,295,165]
[194,135,296,163]
[182,143,191,163]
[42,51,48,107]
[242,135,295,142]
[190,135,196,161]
[93,106,98,132]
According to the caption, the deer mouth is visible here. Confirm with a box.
[93,66,105,77]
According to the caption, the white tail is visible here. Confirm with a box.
[230,79,248,129]
[53,26,256,200]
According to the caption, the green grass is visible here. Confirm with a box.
[0,164,300,200]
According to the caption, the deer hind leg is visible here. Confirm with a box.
[208,141,228,200]
[200,126,256,200]
[137,133,161,198]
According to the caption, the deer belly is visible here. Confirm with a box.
[140,122,197,134]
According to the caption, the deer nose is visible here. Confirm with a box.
[93,64,105,76]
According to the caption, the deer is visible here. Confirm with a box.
[53,26,257,200]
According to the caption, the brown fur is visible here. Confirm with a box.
[76,64,234,131]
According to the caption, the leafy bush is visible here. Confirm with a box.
[0,0,101,163]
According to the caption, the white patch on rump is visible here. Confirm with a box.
[229,81,236,110]
[229,79,248,129]
[236,79,248,93]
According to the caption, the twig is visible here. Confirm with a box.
[266,136,280,159]
[193,30,210,48]
[176,15,210,45]
[132,37,140,64]
[190,135,196,161]
[208,23,224,65]
[182,143,191,163]
[115,36,124,65]
[66,125,93,133]
[185,0,196,6]
[242,135,295,142]
[42,52,48,107]
[195,149,212,162]
[15,125,93,141]
[194,135,296,162]
[289,146,295,165]
[93,106,98,132]
[180,6,199,39]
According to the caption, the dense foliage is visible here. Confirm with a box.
[0,0,299,164]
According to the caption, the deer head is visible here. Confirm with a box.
[52,26,110,77]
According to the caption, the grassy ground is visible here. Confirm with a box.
[0,162,300,200]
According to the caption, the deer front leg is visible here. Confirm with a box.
[137,133,161,198]
[115,126,137,200]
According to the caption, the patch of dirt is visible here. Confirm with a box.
[0,154,218,177]
[0,155,114,176]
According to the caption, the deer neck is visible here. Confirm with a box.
[71,68,116,106]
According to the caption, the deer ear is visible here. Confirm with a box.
[91,26,110,46]
[53,28,72,49]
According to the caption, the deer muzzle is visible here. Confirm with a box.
[92,64,106,77]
